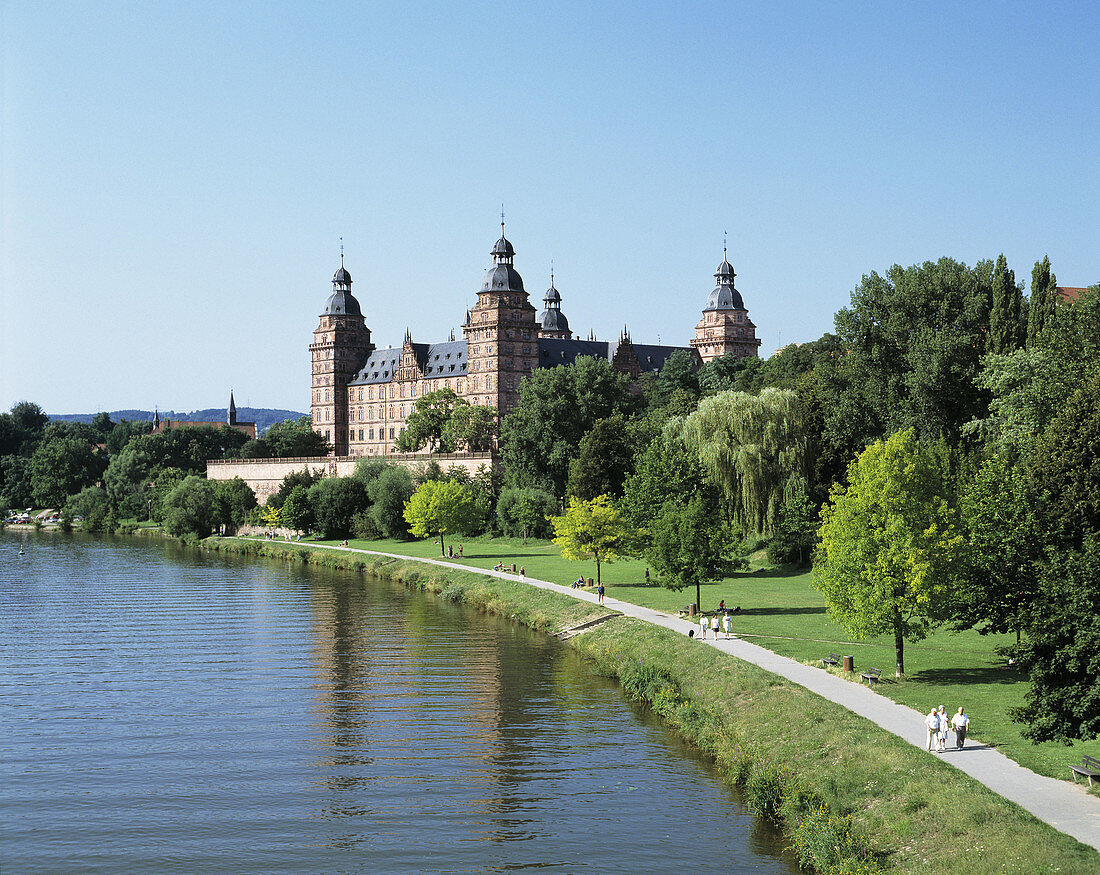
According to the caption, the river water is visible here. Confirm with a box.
[1,533,795,873]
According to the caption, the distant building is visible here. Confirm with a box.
[311,223,762,457]
[1056,286,1092,305]
[152,391,257,440]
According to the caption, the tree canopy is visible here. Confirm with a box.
[550,494,629,586]
[403,479,487,554]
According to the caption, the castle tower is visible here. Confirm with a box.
[310,256,374,455]
[537,269,572,340]
[462,221,539,412]
[690,247,761,363]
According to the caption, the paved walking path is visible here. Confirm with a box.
[280,541,1100,853]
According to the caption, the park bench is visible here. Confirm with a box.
[821,652,841,667]
[1070,755,1100,787]
[860,667,882,685]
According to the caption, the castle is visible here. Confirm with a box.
[310,223,761,457]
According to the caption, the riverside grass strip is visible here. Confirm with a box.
[202,536,1098,874]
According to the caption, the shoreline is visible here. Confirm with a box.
[194,534,1100,874]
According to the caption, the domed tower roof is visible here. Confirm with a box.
[322,254,363,316]
[538,270,571,336]
[481,219,525,292]
[704,247,745,311]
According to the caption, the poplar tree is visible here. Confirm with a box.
[1027,255,1057,345]
[988,254,1024,354]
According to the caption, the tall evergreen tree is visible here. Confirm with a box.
[988,254,1023,354]
[1026,255,1057,345]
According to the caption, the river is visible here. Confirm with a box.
[0,532,796,873]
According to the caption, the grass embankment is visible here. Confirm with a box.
[299,533,1096,788]
[205,535,1098,874]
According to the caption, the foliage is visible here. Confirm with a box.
[987,253,1025,355]
[441,402,498,452]
[400,388,463,452]
[280,484,314,533]
[619,429,711,533]
[403,479,488,554]
[650,349,700,406]
[566,414,634,500]
[240,416,328,458]
[212,477,256,535]
[0,454,34,509]
[500,356,634,497]
[647,492,741,610]
[161,475,219,538]
[814,429,965,677]
[496,486,558,541]
[268,467,323,509]
[767,483,818,566]
[1009,537,1100,743]
[549,494,630,586]
[1026,254,1057,345]
[64,486,116,534]
[308,476,369,540]
[367,465,415,538]
[678,387,807,535]
[28,437,104,507]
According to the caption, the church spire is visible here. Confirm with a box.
[228,390,237,425]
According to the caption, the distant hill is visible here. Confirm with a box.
[49,408,308,436]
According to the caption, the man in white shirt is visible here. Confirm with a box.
[951,708,971,749]
[925,709,940,751]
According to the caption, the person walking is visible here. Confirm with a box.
[722,610,731,639]
[937,706,949,752]
[925,708,940,752]
[596,583,605,605]
[951,707,971,749]
[699,612,708,639]
[711,614,721,639]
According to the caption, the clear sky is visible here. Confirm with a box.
[2,1,1097,415]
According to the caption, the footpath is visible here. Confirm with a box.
[299,542,1100,853]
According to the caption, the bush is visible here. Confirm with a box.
[351,511,382,540]
[367,466,415,538]
[496,486,558,540]
[744,760,791,823]
[789,804,881,874]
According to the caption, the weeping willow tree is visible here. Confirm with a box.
[678,387,808,536]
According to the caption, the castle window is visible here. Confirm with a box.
[370,428,374,440]
[389,428,395,439]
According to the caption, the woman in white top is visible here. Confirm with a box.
[937,706,949,752]
[925,709,940,751]
[699,613,708,639]
[711,614,721,638]
[722,611,731,639]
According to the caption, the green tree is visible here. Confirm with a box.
[280,484,315,533]
[814,429,965,677]
[367,465,415,538]
[64,485,116,534]
[402,388,463,452]
[268,467,324,509]
[500,356,634,497]
[241,416,329,458]
[1,455,34,510]
[766,484,818,566]
[403,479,487,555]
[1026,254,1057,346]
[213,477,257,535]
[988,253,1025,354]
[29,436,105,507]
[567,414,634,500]
[496,486,557,541]
[309,476,369,540]
[549,494,629,587]
[10,401,48,435]
[647,493,739,612]
[441,403,497,452]
[678,387,807,536]
[161,475,219,538]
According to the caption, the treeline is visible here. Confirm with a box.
[0,412,329,530]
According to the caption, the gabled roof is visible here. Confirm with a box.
[349,340,469,385]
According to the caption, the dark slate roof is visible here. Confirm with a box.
[536,338,611,368]
[322,287,363,316]
[704,283,745,311]
[482,263,525,292]
[540,307,570,333]
[491,235,515,258]
[349,340,469,385]
[626,344,692,374]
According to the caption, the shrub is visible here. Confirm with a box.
[790,804,881,874]
[745,760,791,823]
[351,511,381,540]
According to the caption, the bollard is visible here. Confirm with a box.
[843,655,855,672]
[689,603,698,617]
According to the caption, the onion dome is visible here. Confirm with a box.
[323,256,363,316]
[481,221,525,292]
[704,249,745,311]
[539,273,570,335]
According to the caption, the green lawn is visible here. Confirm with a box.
[259,531,1097,787]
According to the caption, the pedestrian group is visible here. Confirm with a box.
[925,706,971,752]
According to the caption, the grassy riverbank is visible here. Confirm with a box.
[203,535,1098,874]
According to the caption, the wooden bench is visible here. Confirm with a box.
[1070,755,1100,787]
[860,667,882,685]
[821,652,841,667]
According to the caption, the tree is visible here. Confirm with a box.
[496,486,557,541]
[500,356,634,497]
[280,484,314,533]
[550,494,629,587]
[988,253,1025,354]
[309,476,369,540]
[268,467,323,509]
[161,475,219,538]
[567,414,634,500]
[240,416,329,458]
[620,430,714,533]
[213,477,257,535]
[1009,537,1100,742]
[647,493,739,612]
[1,455,34,510]
[367,465,415,538]
[652,349,701,406]
[402,388,463,452]
[10,401,48,435]
[29,436,105,507]
[678,388,807,536]
[442,403,497,452]
[766,484,818,566]
[814,429,964,677]
[1026,255,1057,346]
[403,479,487,555]
[64,485,116,534]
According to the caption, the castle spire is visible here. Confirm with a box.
[228,390,237,426]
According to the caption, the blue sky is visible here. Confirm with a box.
[2,1,1097,414]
